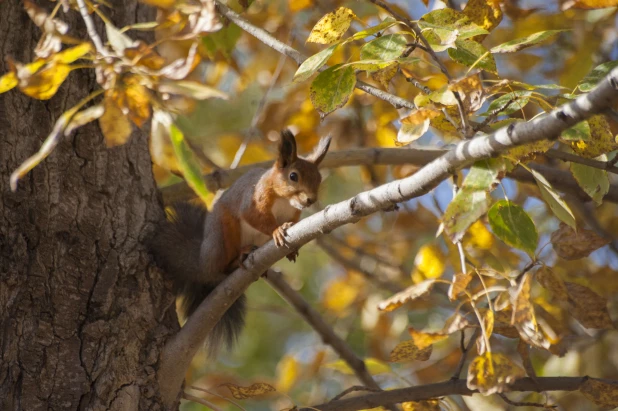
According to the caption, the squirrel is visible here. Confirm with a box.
[150,129,331,353]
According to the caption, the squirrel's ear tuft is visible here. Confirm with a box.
[277,129,298,168]
[306,135,331,165]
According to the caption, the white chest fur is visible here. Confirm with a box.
[240,198,298,248]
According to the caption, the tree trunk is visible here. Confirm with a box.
[0,1,179,409]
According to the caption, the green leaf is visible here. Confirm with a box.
[483,91,532,116]
[360,34,407,61]
[337,59,398,73]
[561,121,591,141]
[346,17,398,42]
[443,188,490,243]
[419,8,489,43]
[202,23,242,59]
[105,21,135,53]
[570,160,609,205]
[488,200,538,256]
[578,60,618,92]
[168,120,210,204]
[447,39,497,74]
[293,44,339,83]
[491,30,566,53]
[528,168,576,229]
[463,158,507,190]
[309,64,356,118]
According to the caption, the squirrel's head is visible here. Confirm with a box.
[272,129,331,210]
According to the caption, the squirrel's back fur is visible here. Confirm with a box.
[150,202,246,353]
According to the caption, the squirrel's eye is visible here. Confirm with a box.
[289,172,298,182]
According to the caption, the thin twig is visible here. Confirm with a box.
[264,270,390,401]
[330,386,382,402]
[317,238,402,294]
[450,329,479,380]
[498,393,556,409]
[185,137,221,170]
[545,149,618,174]
[76,0,108,57]
[215,1,416,111]
[189,385,245,411]
[182,392,224,411]
[328,235,407,278]
[230,48,287,169]
[302,377,589,411]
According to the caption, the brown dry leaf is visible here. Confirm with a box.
[24,0,69,59]
[442,311,471,334]
[467,352,525,395]
[371,63,399,89]
[124,76,151,127]
[402,399,441,411]
[536,266,568,301]
[516,340,537,378]
[378,279,435,312]
[389,340,433,362]
[100,96,133,147]
[492,309,519,338]
[580,378,618,409]
[449,74,485,113]
[550,223,610,260]
[565,282,614,329]
[408,328,448,350]
[448,271,473,301]
[221,382,276,399]
[570,115,618,158]
[307,7,356,44]
[510,274,550,349]
[398,107,441,145]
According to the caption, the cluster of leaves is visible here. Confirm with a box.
[4,0,618,410]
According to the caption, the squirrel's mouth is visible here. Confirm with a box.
[290,198,305,210]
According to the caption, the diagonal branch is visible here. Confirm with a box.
[302,377,590,411]
[265,270,392,406]
[156,68,618,406]
[215,1,416,110]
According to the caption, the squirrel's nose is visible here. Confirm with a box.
[305,197,315,206]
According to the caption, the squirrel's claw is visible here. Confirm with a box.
[273,222,294,248]
[286,249,299,262]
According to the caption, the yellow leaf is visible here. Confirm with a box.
[564,0,618,9]
[389,340,433,362]
[570,115,618,158]
[325,358,390,375]
[378,279,435,312]
[402,400,441,411]
[18,62,71,100]
[505,137,554,165]
[124,76,151,127]
[276,355,299,393]
[307,7,356,45]
[510,273,549,349]
[413,245,445,280]
[463,0,503,35]
[408,328,448,350]
[0,71,18,94]
[448,271,473,301]
[53,43,93,64]
[550,223,610,260]
[221,382,276,399]
[536,266,568,301]
[289,0,312,12]
[565,282,614,329]
[442,311,471,334]
[580,378,618,409]
[138,0,176,8]
[322,277,359,313]
[464,220,494,250]
[99,96,133,147]
[467,352,525,395]
[477,309,494,355]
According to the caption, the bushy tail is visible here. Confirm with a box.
[149,202,246,353]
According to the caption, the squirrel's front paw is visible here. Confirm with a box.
[273,222,294,247]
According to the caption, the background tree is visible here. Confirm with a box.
[2,0,618,410]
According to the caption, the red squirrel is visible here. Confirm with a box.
[150,130,331,352]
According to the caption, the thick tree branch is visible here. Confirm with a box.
[265,271,390,400]
[160,146,618,205]
[214,1,416,111]
[302,377,591,411]
[156,68,618,406]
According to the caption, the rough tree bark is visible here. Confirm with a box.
[0,1,179,410]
